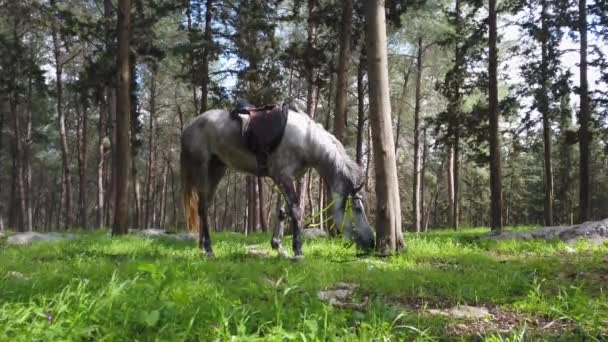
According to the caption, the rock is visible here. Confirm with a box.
[301,228,328,240]
[564,246,577,254]
[129,229,196,241]
[7,232,78,245]
[318,282,368,310]
[428,305,492,320]
[129,228,167,237]
[488,218,608,245]
[6,271,30,280]
[246,244,270,257]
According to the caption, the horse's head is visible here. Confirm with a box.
[334,184,375,253]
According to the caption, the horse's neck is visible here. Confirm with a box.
[306,124,349,196]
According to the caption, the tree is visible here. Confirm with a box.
[488,0,503,233]
[578,0,590,222]
[112,0,131,235]
[333,0,353,144]
[412,37,423,233]
[365,0,405,254]
[50,0,73,229]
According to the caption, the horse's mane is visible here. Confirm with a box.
[293,110,362,192]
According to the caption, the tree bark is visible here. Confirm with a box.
[145,66,157,229]
[578,0,590,222]
[9,88,27,232]
[298,0,320,215]
[421,128,428,229]
[112,0,131,235]
[159,164,168,229]
[365,0,405,254]
[97,95,107,228]
[412,37,423,233]
[24,76,33,232]
[258,177,267,231]
[200,0,213,112]
[488,0,503,233]
[0,100,4,232]
[540,0,554,226]
[77,98,88,229]
[447,145,455,227]
[186,0,199,116]
[333,0,353,144]
[51,0,73,229]
[356,53,366,165]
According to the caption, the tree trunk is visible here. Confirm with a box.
[24,76,33,232]
[453,131,460,229]
[9,90,27,232]
[0,101,4,232]
[365,0,405,254]
[421,128,428,229]
[51,0,73,229]
[578,0,590,223]
[97,95,107,228]
[145,66,157,229]
[258,177,267,231]
[77,98,88,229]
[333,0,352,144]
[298,0,320,214]
[394,59,413,155]
[412,37,423,233]
[200,0,213,112]
[186,0,199,116]
[356,53,366,165]
[154,163,164,229]
[540,0,554,226]
[112,0,131,235]
[488,0,503,232]
[451,0,462,231]
[447,146,455,227]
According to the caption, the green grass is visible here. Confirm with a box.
[1,228,607,341]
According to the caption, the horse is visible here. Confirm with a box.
[180,104,375,258]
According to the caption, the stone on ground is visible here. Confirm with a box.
[428,305,492,320]
[7,232,78,245]
[129,229,196,241]
[318,282,368,309]
[246,244,270,257]
[489,218,608,245]
[302,228,328,240]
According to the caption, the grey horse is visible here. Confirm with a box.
[181,106,375,258]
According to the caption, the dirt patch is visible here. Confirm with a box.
[446,307,572,336]
[391,297,572,337]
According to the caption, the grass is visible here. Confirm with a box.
[0,228,607,341]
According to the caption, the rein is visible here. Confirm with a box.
[303,195,357,237]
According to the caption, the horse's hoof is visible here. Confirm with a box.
[290,254,305,262]
[201,251,215,258]
[271,238,281,250]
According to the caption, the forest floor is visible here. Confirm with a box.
[1,227,607,341]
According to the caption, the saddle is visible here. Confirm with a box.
[230,102,289,175]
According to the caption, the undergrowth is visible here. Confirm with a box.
[0,228,606,341]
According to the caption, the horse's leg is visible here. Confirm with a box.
[198,157,226,257]
[271,195,287,257]
[197,190,213,256]
[276,176,303,258]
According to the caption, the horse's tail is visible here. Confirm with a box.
[181,149,199,232]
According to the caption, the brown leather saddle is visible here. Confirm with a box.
[230,102,289,175]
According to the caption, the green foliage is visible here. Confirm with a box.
[1,230,607,340]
